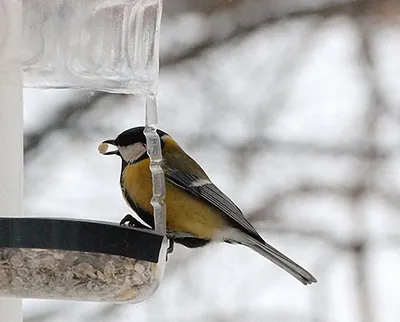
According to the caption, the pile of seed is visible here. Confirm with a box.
[0,248,159,302]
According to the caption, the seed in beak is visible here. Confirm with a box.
[98,143,110,155]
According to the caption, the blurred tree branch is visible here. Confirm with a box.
[345,0,387,320]
[184,133,391,159]
[162,0,367,66]
[24,92,107,156]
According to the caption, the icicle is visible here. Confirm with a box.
[144,93,167,235]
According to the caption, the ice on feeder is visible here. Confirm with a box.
[22,0,163,94]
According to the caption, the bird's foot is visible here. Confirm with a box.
[165,237,175,261]
[119,214,149,229]
[167,238,174,254]
[120,215,174,261]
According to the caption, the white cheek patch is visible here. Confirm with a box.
[189,178,212,187]
[119,143,147,163]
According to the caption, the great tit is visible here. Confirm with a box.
[100,126,317,285]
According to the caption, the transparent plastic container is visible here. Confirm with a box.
[0,218,167,303]
[0,0,167,305]
[21,0,162,94]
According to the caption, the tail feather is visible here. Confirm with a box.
[231,233,317,285]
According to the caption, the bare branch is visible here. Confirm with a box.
[24,92,108,156]
[161,1,367,66]
[183,133,391,159]
[345,1,386,320]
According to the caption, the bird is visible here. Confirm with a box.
[99,126,317,285]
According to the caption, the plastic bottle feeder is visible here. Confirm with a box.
[0,0,166,304]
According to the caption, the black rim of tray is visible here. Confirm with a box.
[0,217,164,263]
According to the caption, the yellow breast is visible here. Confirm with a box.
[121,160,227,239]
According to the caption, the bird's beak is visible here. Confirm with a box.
[101,139,119,155]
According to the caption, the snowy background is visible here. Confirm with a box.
[22,0,400,321]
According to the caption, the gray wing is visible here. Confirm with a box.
[165,168,261,239]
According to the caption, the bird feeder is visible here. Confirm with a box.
[0,0,166,314]
[0,217,166,302]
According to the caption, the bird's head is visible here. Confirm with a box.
[100,126,168,164]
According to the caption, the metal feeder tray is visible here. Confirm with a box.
[0,217,167,303]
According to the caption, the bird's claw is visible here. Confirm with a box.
[120,216,176,261]
[167,238,174,254]
[119,214,149,229]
